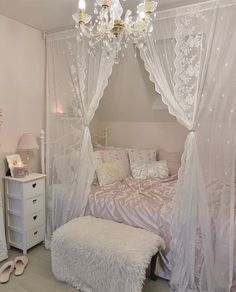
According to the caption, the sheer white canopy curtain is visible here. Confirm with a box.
[140,1,236,291]
[0,198,7,262]
[46,1,236,291]
[45,30,115,246]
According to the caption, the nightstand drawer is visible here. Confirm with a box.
[25,195,44,214]
[8,210,44,231]
[23,179,44,198]
[27,225,45,249]
[26,211,44,230]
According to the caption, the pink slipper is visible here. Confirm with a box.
[0,261,14,283]
[14,256,28,276]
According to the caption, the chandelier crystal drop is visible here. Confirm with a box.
[72,0,158,59]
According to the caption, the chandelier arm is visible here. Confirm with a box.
[80,24,115,40]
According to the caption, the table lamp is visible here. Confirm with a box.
[17,133,39,174]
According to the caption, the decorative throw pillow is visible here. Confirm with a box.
[158,150,182,176]
[96,160,127,186]
[131,160,169,180]
[128,148,157,166]
[98,149,131,177]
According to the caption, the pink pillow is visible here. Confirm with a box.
[158,150,182,176]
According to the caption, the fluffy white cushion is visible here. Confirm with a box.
[96,160,127,186]
[51,216,165,292]
[131,160,169,180]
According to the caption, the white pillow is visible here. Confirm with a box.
[93,149,131,184]
[96,160,127,186]
[131,160,169,180]
[128,148,157,167]
[99,149,130,177]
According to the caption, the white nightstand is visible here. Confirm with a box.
[4,173,46,255]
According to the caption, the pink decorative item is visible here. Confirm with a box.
[12,163,26,178]
[17,133,39,151]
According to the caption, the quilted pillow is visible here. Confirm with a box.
[131,160,169,180]
[128,148,157,165]
[97,149,131,177]
[158,150,182,176]
[96,160,127,186]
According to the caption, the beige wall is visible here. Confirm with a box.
[92,44,188,151]
[0,15,45,186]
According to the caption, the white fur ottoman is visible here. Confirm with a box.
[51,216,165,292]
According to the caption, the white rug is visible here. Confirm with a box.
[51,216,165,292]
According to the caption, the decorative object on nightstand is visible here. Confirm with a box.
[17,133,39,174]
[12,163,26,178]
[4,173,46,255]
[6,154,25,177]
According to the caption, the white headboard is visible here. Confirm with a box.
[91,127,109,149]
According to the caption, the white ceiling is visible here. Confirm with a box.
[0,0,208,32]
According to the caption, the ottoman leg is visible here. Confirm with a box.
[149,252,158,281]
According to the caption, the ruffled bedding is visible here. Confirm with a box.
[86,175,177,279]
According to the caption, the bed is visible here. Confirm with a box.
[86,175,177,279]
[42,129,182,279]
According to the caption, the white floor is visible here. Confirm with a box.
[0,245,170,292]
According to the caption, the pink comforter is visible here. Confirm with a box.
[86,175,177,279]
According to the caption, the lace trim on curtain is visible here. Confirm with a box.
[174,10,205,122]
[140,50,186,128]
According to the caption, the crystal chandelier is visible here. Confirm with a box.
[72,0,158,57]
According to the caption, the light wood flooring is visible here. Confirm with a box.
[0,244,169,292]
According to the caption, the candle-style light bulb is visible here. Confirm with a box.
[78,0,86,10]
[139,11,145,19]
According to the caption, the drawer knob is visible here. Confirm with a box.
[32,183,37,188]
[33,199,37,204]
[33,215,37,221]
[34,231,38,236]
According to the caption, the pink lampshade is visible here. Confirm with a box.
[17,133,39,150]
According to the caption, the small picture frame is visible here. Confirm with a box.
[6,154,24,177]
